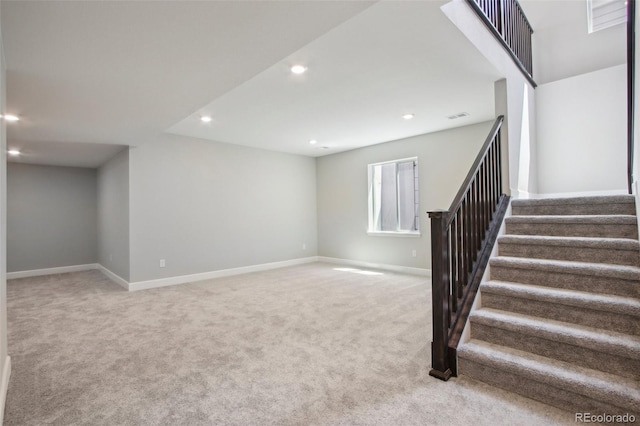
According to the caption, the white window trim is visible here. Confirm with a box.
[367,156,420,236]
[367,230,421,238]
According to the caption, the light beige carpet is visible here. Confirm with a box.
[5,263,573,425]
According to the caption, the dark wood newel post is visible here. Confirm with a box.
[428,210,452,381]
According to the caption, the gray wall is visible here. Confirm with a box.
[129,135,317,282]
[0,15,8,385]
[316,121,493,270]
[7,163,97,272]
[97,149,130,280]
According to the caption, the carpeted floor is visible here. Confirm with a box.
[4,263,573,425]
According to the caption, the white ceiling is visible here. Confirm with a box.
[2,0,614,166]
[519,0,625,84]
[167,1,501,156]
[1,0,374,166]
[7,141,126,169]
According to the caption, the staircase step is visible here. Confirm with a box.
[458,340,640,415]
[498,235,640,267]
[481,281,640,335]
[505,215,638,238]
[469,308,640,379]
[489,257,640,298]
[511,195,636,216]
[460,195,640,414]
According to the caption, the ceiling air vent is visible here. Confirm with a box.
[448,112,470,120]
[587,0,627,33]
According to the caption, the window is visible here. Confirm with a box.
[367,157,420,235]
[587,0,626,34]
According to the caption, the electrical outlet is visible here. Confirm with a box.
[412,249,417,258]
[159,259,166,268]
[302,243,307,250]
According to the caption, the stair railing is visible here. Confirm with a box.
[466,0,536,87]
[428,115,510,380]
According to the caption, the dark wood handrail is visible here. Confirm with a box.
[428,116,510,380]
[466,0,536,88]
[446,116,504,227]
[628,0,635,194]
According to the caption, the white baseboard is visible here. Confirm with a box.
[317,256,430,276]
[0,356,11,425]
[514,190,532,200]
[95,264,129,291]
[128,256,319,291]
[532,189,627,199]
[7,264,97,280]
[6,256,428,292]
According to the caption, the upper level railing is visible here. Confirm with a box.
[467,0,536,87]
[428,116,510,380]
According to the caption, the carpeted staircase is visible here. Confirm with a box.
[458,195,640,416]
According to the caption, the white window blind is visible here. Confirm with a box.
[368,158,419,234]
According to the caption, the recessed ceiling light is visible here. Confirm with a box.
[291,65,307,75]
[402,114,415,120]
[200,116,212,123]
[4,114,19,122]
[309,140,317,145]
[7,150,20,156]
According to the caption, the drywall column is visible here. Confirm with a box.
[526,82,538,195]
[97,149,130,281]
[494,79,511,196]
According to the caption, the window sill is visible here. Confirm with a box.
[367,231,421,238]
